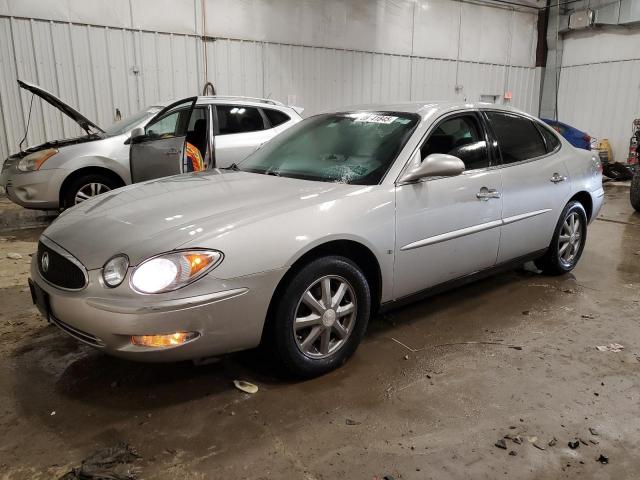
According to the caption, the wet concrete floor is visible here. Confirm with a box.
[0,184,639,479]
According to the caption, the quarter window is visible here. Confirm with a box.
[538,124,561,153]
[486,112,547,164]
[420,115,489,171]
[216,106,265,135]
[264,108,291,128]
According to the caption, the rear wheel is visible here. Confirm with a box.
[535,201,587,275]
[631,172,640,212]
[268,256,371,378]
[62,173,120,208]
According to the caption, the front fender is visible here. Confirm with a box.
[186,188,397,301]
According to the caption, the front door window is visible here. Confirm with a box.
[421,115,490,171]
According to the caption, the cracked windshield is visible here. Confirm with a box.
[239,112,419,184]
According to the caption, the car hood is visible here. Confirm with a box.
[18,79,104,134]
[43,170,356,269]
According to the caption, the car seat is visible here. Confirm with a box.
[186,119,207,158]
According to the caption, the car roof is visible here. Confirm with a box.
[196,96,291,109]
[324,101,528,119]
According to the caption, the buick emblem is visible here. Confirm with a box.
[41,252,50,272]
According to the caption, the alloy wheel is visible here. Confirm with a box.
[293,275,357,359]
[74,183,111,204]
[558,212,582,266]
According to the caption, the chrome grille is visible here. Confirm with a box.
[37,239,87,290]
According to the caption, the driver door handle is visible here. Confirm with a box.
[476,187,501,201]
[165,148,180,156]
[550,173,567,183]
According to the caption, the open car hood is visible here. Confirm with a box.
[18,79,104,134]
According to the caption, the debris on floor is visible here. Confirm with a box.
[596,343,625,352]
[233,380,259,394]
[568,440,580,449]
[597,454,609,464]
[345,418,361,426]
[495,438,507,449]
[548,437,558,446]
[58,443,140,480]
[532,441,546,451]
[6,252,22,260]
[589,427,598,436]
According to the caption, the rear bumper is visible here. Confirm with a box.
[590,187,605,223]
[30,257,286,362]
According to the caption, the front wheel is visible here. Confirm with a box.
[535,201,588,275]
[269,256,371,378]
[62,173,120,209]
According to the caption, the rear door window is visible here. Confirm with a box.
[421,114,490,171]
[486,112,547,164]
[216,105,266,135]
[264,108,291,128]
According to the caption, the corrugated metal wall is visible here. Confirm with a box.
[557,29,640,161]
[558,60,640,161]
[0,15,540,161]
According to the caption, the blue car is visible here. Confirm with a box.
[542,119,591,150]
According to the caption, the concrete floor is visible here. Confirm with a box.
[0,184,639,479]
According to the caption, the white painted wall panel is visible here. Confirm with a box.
[460,3,512,65]
[0,0,132,28]
[130,0,197,34]
[563,29,640,66]
[206,0,415,56]
[510,9,537,68]
[412,0,461,60]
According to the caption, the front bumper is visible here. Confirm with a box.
[30,257,286,362]
[1,161,65,209]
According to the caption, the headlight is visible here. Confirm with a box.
[130,249,223,294]
[17,148,58,171]
[102,254,130,288]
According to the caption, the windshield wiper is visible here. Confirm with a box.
[221,163,241,171]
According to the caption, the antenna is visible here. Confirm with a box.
[19,94,35,152]
[202,82,216,96]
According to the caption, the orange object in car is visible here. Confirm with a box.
[184,142,204,172]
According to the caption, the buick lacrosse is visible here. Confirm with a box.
[29,102,604,377]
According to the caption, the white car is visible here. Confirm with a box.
[1,80,303,209]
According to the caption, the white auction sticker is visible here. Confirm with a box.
[353,114,398,124]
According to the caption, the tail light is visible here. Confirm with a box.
[593,156,603,173]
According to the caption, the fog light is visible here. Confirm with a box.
[131,332,199,347]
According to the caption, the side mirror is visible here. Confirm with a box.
[130,127,145,142]
[398,153,465,184]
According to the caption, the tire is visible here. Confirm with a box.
[535,201,588,275]
[268,256,371,378]
[62,173,120,208]
[631,173,640,212]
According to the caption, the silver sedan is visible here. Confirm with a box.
[29,103,604,377]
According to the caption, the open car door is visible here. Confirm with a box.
[129,97,198,183]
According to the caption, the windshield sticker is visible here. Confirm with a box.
[352,114,398,124]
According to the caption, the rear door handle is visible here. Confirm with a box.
[165,148,181,156]
[550,173,567,183]
[476,187,501,201]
